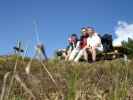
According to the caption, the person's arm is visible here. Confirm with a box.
[67,46,72,55]
[94,36,102,48]
[84,44,91,50]
[76,41,80,49]
[84,37,92,49]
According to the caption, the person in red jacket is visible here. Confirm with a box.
[79,28,89,49]
[69,27,89,62]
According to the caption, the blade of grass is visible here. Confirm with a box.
[14,74,36,99]
[0,72,10,100]
[5,55,19,100]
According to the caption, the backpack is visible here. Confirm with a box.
[101,34,113,52]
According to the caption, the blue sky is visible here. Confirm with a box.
[0,0,133,57]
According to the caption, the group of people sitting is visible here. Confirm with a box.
[57,26,104,62]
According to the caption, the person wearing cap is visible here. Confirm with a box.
[85,27,103,62]
[69,27,89,62]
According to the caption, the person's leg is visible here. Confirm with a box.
[91,47,96,62]
[74,49,85,62]
[83,49,88,62]
[62,52,68,61]
[68,48,79,61]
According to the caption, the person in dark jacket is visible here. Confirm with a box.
[65,34,79,60]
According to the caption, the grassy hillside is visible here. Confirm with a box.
[0,56,133,100]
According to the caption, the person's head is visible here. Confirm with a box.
[86,26,95,36]
[81,27,88,37]
[68,34,78,44]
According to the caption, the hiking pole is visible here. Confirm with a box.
[35,43,48,60]
[33,20,40,43]
[33,20,57,86]
[33,20,48,60]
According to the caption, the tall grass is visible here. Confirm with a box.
[65,67,80,100]
[0,56,133,100]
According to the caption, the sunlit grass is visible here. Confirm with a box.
[0,56,133,100]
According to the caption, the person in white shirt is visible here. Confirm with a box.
[85,27,103,62]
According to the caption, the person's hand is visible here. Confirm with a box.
[84,45,91,50]
[87,44,92,49]
[84,46,88,49]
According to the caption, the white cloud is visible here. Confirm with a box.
[113,21,133,46]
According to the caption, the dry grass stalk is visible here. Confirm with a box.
[25,58,33,75]
[14,74,36,99]
[0,72,10,100]
[5,55,19,100]
[40,61,58,88]
[40,58,64,99]
[25,53,37,75]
